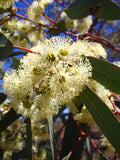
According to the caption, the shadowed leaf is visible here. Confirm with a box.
[0,33,13,60]
[12,57,20,69]
[0,92,7,104]
[59,115,86,160]
[0,108,20,133]
[47,21,67,35]
[64,0,120,20]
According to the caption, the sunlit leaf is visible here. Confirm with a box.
[88,56,120,94]
[64,0,120,20]
[80,86,120,154]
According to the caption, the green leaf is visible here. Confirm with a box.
[12,147,27,159]
[48,117,57,160]
[0,33,13,60]
[64,0,120,20]
[26,118,32,160]
[0,108,20,133]
[80,86,120,154]
[59,115,86,160]
[47,21,67,35]
[12,57,20,69]
[0,111,3,120]
[88,56,120,94]
[0,92,7,104]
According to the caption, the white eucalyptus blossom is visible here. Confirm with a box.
[27,0,54,22]
[0,0,19,9]
[16,20,34,33]
[101,135,114,152]
[3,36,93,120]
[74,106,95,125]
[27,1,43,22]
[89,79,114,110]
[78,16,92,35]
[60,12,92,35]
[2,19,18,33]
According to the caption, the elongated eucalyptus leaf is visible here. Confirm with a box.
[64,0,120,20]
[48,117,57,160]
[0,33,13,60]
[80,87,120,154]
[26,118,32,160]
[0,92,7,104]
[88,56,120,94]
[60,115,86,160]
[0,108,20,133]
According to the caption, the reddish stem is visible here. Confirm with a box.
[54,10,63,24]
[0,15,12,26]
[13,45,41,54]
[85,130,102,155]
[44,13,55,25]
[17,8,28,11]
[108,95,120,116]
[14,13,52,29]
[68,135,83,160]
[77,122,102,155]
[85,33,120,52]
[91,26,100,36]
[18,11,27,20]
[54,0,66,8]
[20,0,30,7]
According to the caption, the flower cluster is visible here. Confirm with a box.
[3,36,101,120]
[61,12,92,35]
[0,0,19,9]
[0,119,26,152]
[0,0,54,48]
[27,0,54,22]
